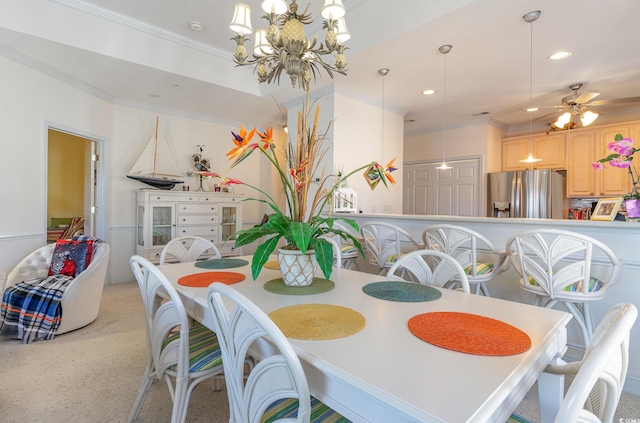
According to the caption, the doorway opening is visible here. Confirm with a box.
[46,126,106,243]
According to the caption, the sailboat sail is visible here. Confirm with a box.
[127,117,184,190]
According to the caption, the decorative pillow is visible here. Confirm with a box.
[48,239,95,278]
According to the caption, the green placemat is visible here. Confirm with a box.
[362,281,442,302]
[264,278,335,295]
[195,258,249,269]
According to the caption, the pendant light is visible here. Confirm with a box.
[379,67,389,160]
[436,44,452,170]
[519,10,543,164]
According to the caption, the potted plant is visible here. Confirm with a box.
[194,89,396,284]
[593,133,640,218]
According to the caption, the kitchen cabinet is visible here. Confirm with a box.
[566,124,631,197]
[136,189,242,263]
[502,133,566,171]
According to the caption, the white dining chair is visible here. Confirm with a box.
[159,235,221,264]
[505,229,624,349]
[331,221,363,270]
[360,221,424,275]
[422,224,510,296]
[508,302,637,423]
[206,282,349,422]
[128,255,224,423]
[386,249,471,294]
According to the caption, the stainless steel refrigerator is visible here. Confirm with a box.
[487,170,563,218]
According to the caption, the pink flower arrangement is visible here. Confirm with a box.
[592,134,640,199]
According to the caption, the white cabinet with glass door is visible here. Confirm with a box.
[136,190,242,263]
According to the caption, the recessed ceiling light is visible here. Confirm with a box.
[422,89,436,96]
[526,107,539,112]
[549,51,571,60]
[190,21,204,31]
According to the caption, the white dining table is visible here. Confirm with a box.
[158,256,572,423]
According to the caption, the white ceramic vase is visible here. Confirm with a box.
[278,248,317,287]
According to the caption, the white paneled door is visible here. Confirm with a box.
[403,158,480,216]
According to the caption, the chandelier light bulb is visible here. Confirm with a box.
[335,17,350,44]
[229,3,253,35]
[261,0,287,14]
[322,0,346,20]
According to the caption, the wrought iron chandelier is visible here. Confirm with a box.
[229,0,350,89]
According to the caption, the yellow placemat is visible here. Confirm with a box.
[269,304,366,340]
[264,260,280,270]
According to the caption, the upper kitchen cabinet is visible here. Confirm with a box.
[502,133,566,171]
[566,123,633,197]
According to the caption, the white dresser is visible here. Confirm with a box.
[136,189,242,263]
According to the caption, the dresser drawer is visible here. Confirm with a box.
[177,214,219,225]
[177,203,219,214]
[177,225,218,237]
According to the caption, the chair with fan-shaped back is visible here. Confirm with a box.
[128,255,224,423]
[422,224,510,296]
[386,249,471,294]
[360,221,424,275]
[207,282,349,422]
[327,221,363,270]
[159,235,221,264]
[505,229,624,349]
[507,303,637,423]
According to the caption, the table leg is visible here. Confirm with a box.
[538,371,564,423]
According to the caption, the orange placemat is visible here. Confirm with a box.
[269,304,366,340]
[178,271,245,287]
[408,312,531,356]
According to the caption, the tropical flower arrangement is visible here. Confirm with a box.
[194,90,396,280]
[592,133,640,199]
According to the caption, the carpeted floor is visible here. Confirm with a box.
[0,282,638,422]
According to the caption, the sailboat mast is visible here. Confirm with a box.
[152,116,159,176]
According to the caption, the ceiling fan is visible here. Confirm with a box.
[535,83,640,131]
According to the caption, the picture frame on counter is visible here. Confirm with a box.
[591,197,623,221]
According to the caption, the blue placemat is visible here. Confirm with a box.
[194,258,249,269]
[362,281,442,302]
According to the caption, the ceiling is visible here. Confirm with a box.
[2,0,640,136]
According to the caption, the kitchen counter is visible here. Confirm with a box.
[340,213,640,395]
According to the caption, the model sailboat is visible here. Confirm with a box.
[127,117,184,190]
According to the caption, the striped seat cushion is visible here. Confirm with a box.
[464,262,494,275]
[506,413,531,423]
[262,396,350,423]
[340,245,358,256]
[528,276,603,292]
[163,323,222,372]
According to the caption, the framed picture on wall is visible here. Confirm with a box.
[591,197,623,221]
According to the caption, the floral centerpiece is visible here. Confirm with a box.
[592,133,640,218]
[194,89,396,282]
[592,133,640,198]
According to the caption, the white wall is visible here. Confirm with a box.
[0,55,278,284]
[0,54,113,269]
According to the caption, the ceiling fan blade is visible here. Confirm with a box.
[575,92,599,104]
[533,111,561,122]
[587,97,640,106]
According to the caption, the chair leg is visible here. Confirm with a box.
[127,358,155,423]
[563,302,591,349]
[479,283,490,297]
